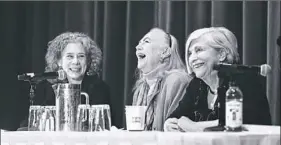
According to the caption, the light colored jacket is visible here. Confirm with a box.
[132,69,192,131]
[152,70,192,131]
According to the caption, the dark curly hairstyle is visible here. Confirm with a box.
[45,32,102,84]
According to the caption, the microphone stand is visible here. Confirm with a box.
[204,72,229,131]
[28,81,37,105]
[20,74,46,105]
[25,76,41,106]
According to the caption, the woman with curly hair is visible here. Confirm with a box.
[38,32,110,105]
[45,32,102,83]
[19,32,110,129]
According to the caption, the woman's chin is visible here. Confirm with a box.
[194,72,204,79]
[67,74,83,81]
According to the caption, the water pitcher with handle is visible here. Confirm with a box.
[55,83,89,131]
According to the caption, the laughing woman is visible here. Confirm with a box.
[132,28,192,131]
[164,27,271,132]
[19,32,111,129]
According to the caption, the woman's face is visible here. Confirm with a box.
[187,37,221,79]
[135,30,165,73]
[60,43,88,82]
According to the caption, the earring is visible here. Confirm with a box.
[86,71,92,76]
[160,47,171,63]
[85,63,93,76]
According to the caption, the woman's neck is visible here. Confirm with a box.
[143,64,165,85]
[67,77,83,84]
[202,71,219,93]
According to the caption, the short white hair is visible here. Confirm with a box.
[185,27,240,75]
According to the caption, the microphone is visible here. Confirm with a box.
[214,63,271,77]
[18,69,66,82]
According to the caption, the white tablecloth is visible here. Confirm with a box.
[1,125,280,145]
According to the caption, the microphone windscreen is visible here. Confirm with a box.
[57,70,66,80]
[260,64,271,77]
[17,74,27,81]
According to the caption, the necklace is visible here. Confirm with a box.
[208,87,217,95]
[208,88,218,110]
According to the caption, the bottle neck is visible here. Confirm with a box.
[228,81,237,87]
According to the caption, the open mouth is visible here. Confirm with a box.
[193,62,204,69]
[137,53,146,60]
[69,68,81,72]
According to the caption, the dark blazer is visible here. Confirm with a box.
[19,74,111,128]
[169,73,272,125]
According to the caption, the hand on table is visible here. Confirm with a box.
[164,118,182,132]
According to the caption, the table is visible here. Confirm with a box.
[1,125,280,145]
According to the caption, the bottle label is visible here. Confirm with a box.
[225,100,242,128]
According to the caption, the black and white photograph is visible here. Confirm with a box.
[0,1,280,145]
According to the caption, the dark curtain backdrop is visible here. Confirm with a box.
[0,1,280,130]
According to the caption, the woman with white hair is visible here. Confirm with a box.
[132,27,192,131]
[164,27,271,132]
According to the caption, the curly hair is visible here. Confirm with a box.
[45,32,102,83]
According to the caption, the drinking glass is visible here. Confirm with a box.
[40,106,56,131]
[76,104,91,131]
[28,105,45,131]
[89,105,111,131]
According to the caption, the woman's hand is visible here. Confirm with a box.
[177,116,200,132]
[177,116,219,132]
[164,118,181,132]
[109,126,125,131]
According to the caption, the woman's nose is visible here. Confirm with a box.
[136,44,143,51]
[72,56,79,64]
